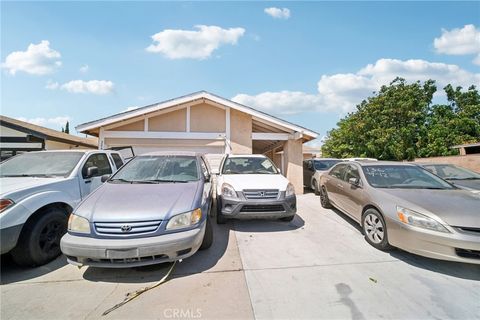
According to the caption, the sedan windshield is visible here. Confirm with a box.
[110,155,199,183]
[0,152,84,177]
[314,160,341,170]
[222,157,278,174]
[362,165,455,189]
[422,164,480,180]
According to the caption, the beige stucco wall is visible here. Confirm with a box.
[414,155,480,172]
[230,109,252,154]
[273,152,283,172]
[190,103,226,133]
[149,109,186,132]
[112,120,144,131]
[284,139,304,194]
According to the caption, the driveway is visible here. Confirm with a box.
[1,193,479,319]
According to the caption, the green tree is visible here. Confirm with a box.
[65,121,70,134]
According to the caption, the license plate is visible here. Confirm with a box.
[106,248,139,259]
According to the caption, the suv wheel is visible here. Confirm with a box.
[11,207,68,267]
[361,209,392,251]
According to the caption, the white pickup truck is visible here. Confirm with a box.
[0,150,124,266]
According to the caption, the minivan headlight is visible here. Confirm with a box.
[221,183,237,199]
[166,208,202,230]
[286,183,295,197]
[68,214,91,233]
[396,206,449,233]
[0,199,15,213]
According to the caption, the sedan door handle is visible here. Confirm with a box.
[337,184,343,188]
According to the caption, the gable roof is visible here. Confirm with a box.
[76,91,318,139]
[1,115,98,148]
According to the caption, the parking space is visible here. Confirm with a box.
[1,193,479,319]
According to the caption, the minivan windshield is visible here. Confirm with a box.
[362,165,455,189]
[0,152,84,177]
[313,159,341,170]
[422,164,480,180]
[110,155,199,183]
[222,157,278,174]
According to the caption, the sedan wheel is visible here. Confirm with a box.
[319,187,332,209]
[361,209,392,251]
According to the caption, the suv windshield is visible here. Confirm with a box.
[423,164,480,180]
[0,152,84,177]
[110,155,199,183]
[222,157,278,174]
[362,165,455,189]
[313,159,341,170]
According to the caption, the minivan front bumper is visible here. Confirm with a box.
[60,221,205,268]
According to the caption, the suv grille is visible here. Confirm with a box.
[94,220,161,236]
[243,189,279,200]
[240,204,285,213]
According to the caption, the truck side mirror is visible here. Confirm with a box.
[84,166,99,179]
[101,174,110,183]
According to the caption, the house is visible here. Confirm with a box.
[451,142,480,155]
[76,91,318,194]
[0,115,98,161]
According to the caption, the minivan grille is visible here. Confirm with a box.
[94,220,161,236]
[243,189,279,200]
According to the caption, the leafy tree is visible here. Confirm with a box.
[65,121,70,134]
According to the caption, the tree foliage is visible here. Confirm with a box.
[321,78,480,160]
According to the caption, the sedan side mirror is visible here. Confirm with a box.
[84,166,99,179]
[348,177,360,186]
[101,174,110,183]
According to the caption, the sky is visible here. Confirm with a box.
[1,1,479,145]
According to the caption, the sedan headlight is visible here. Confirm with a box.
[68,214,91,233]
[166,208,202,230]
[396,206,450,233]
[286,183,295,197]
[221,183,237,199]
[0,199,15,213]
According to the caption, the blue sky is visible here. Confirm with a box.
[1,1,479,143]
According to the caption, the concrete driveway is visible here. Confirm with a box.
[1,193,479,319]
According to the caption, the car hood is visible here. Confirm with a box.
[76,181,201,222]
[380,189,480,228]
[221,174,290,191]
[447,179,480,192]
[0,177,65,196]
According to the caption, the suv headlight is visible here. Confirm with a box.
[221,183,237,199]
[286,183,295,197]
[166,208,202,230]
[396,206,449,233]
[0,199,15,213]
[68,214,91,233]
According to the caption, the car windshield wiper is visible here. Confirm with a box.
[447,177,480,180]
[109,178,133,184]
[0,174,59,178]
[154,179,189,183]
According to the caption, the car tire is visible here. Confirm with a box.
[361,208,392,251]
[216,198,227,224]
[280,215,295,222]
[11,207,68,267]
[319,186,332,209]
[312,179,320,195]
[199,218,213,250]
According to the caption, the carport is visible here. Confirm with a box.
[76,91,318,193]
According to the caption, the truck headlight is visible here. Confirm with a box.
[396,206,449,233]
[0,199,15,213]
[68,214,91,233]
[221,183,237,199]
[286,183,295,197]
[166,208,202,230]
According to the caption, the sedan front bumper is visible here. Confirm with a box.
[60,222,205,268]
[218,194,296,220]
[387,218,480,264]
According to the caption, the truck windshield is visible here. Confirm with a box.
[222,157,279,174]
[109,155,199,183]
[0,152,84,177]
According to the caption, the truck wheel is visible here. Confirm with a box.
[11,207,68,267]
[200,218,213,250]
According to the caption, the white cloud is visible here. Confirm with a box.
[79,64,89,73]
[264,7,290,19]
[17,116,70,129]
[1,40,61,75]
[233,58,480,114]
[59,80,114,95]
[146,25,245,59]
[45,80,59,90]
[434,24,480,65]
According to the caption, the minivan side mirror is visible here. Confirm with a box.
[101,174,110,183]
[84,166,99,179]
[348,177,360,186]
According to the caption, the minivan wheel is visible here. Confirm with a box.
[11,208,68,267]
[319,187,332,209]
[312,180,320,195]
[199,218,213,250]
[361,209,392,251]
